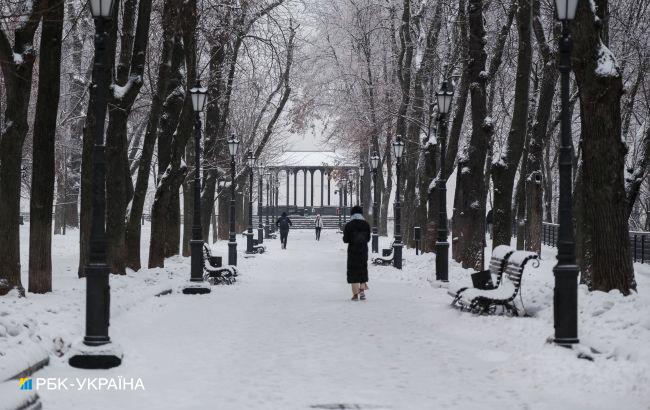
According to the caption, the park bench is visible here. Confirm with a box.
[449,246,539,316]
[252,239,267,254]
[371,243,395,266]
[447,245,514,297]
[202,244,237,285]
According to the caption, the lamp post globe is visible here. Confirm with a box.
[434,78,454,282]
[553,0,580,347]
[228,134,239,266]
[190,81,208,112]
[246,151,256,254]
[392,135,405,269]
[182,80,211,295]
[69,0,122,370]
[89,0,116,17]
[555,0,579,20]
[370,153,380,253]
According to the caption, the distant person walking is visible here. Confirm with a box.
[343,206,371,301]
[486,209,494,239]
[276,212,293,249]
[314,214,324,241]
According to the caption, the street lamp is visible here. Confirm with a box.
[342,177,348,225]
[258,165,264,244]
[69,0,121,369]
[269,172,275,234]
[336,182,343,231]
[359,163,365,209]
[434,77,454,282]
[228,133,239,266]
[392,134,405,269]
[370,153,380,253]
[271,173,280,233]
[246,151,256,254]
[553,0,579,347]
[182,81,210,295]
[264,170,271,238]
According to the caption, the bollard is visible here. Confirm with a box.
[413,226,421,255]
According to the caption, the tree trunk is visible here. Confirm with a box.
[148,0,197,267]
[182,142,194,257]
[525,2,557,253]
[451,0,490,270]
[105,0,154,274]
[125,0,179,270]
[490,0,533,248]
[28,0,64,294]
[148,165,187,268]
[55,0,86,234]
[572,0,635,293]
[0,2,43,295]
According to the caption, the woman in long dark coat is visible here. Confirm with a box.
[343,205,371,300]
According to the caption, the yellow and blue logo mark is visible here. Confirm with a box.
[19,378,33,390]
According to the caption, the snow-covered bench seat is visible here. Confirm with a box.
[451,248,539,316]
[372,244,395,266]
[447,245,515,297]
[202,245,238,285]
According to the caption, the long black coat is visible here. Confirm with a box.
[343,218,371,283]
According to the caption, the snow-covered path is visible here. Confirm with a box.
[32,230,650,409]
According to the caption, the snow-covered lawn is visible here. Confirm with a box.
[1,225,650,409]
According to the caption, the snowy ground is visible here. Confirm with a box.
[1,224,650,409]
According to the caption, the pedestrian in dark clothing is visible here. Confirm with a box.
[343,205,371,300]
[276,212,293,249]
[314,214,323,241]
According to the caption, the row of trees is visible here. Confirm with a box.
[0,0,299,295]
[0,0,647,297]
[306,0,647,295]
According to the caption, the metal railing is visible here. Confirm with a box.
[540,222,650,264]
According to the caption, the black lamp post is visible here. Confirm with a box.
[264,170,271,238]
[228,134,239,266]
[370,153,380,253]
[272,174,278,233]
[359,163,364,209]
[182,81,210,295]
[246,151,256,254]
[343,178,348,225]
[553,0,579,347]
[337,182,342,231]
[435,78,454,282]
[393,135,405,269]
[269,170,278,233]
[69,0,121,370]
[258,165,264,244]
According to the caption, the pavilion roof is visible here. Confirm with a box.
[270,151,355,168]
